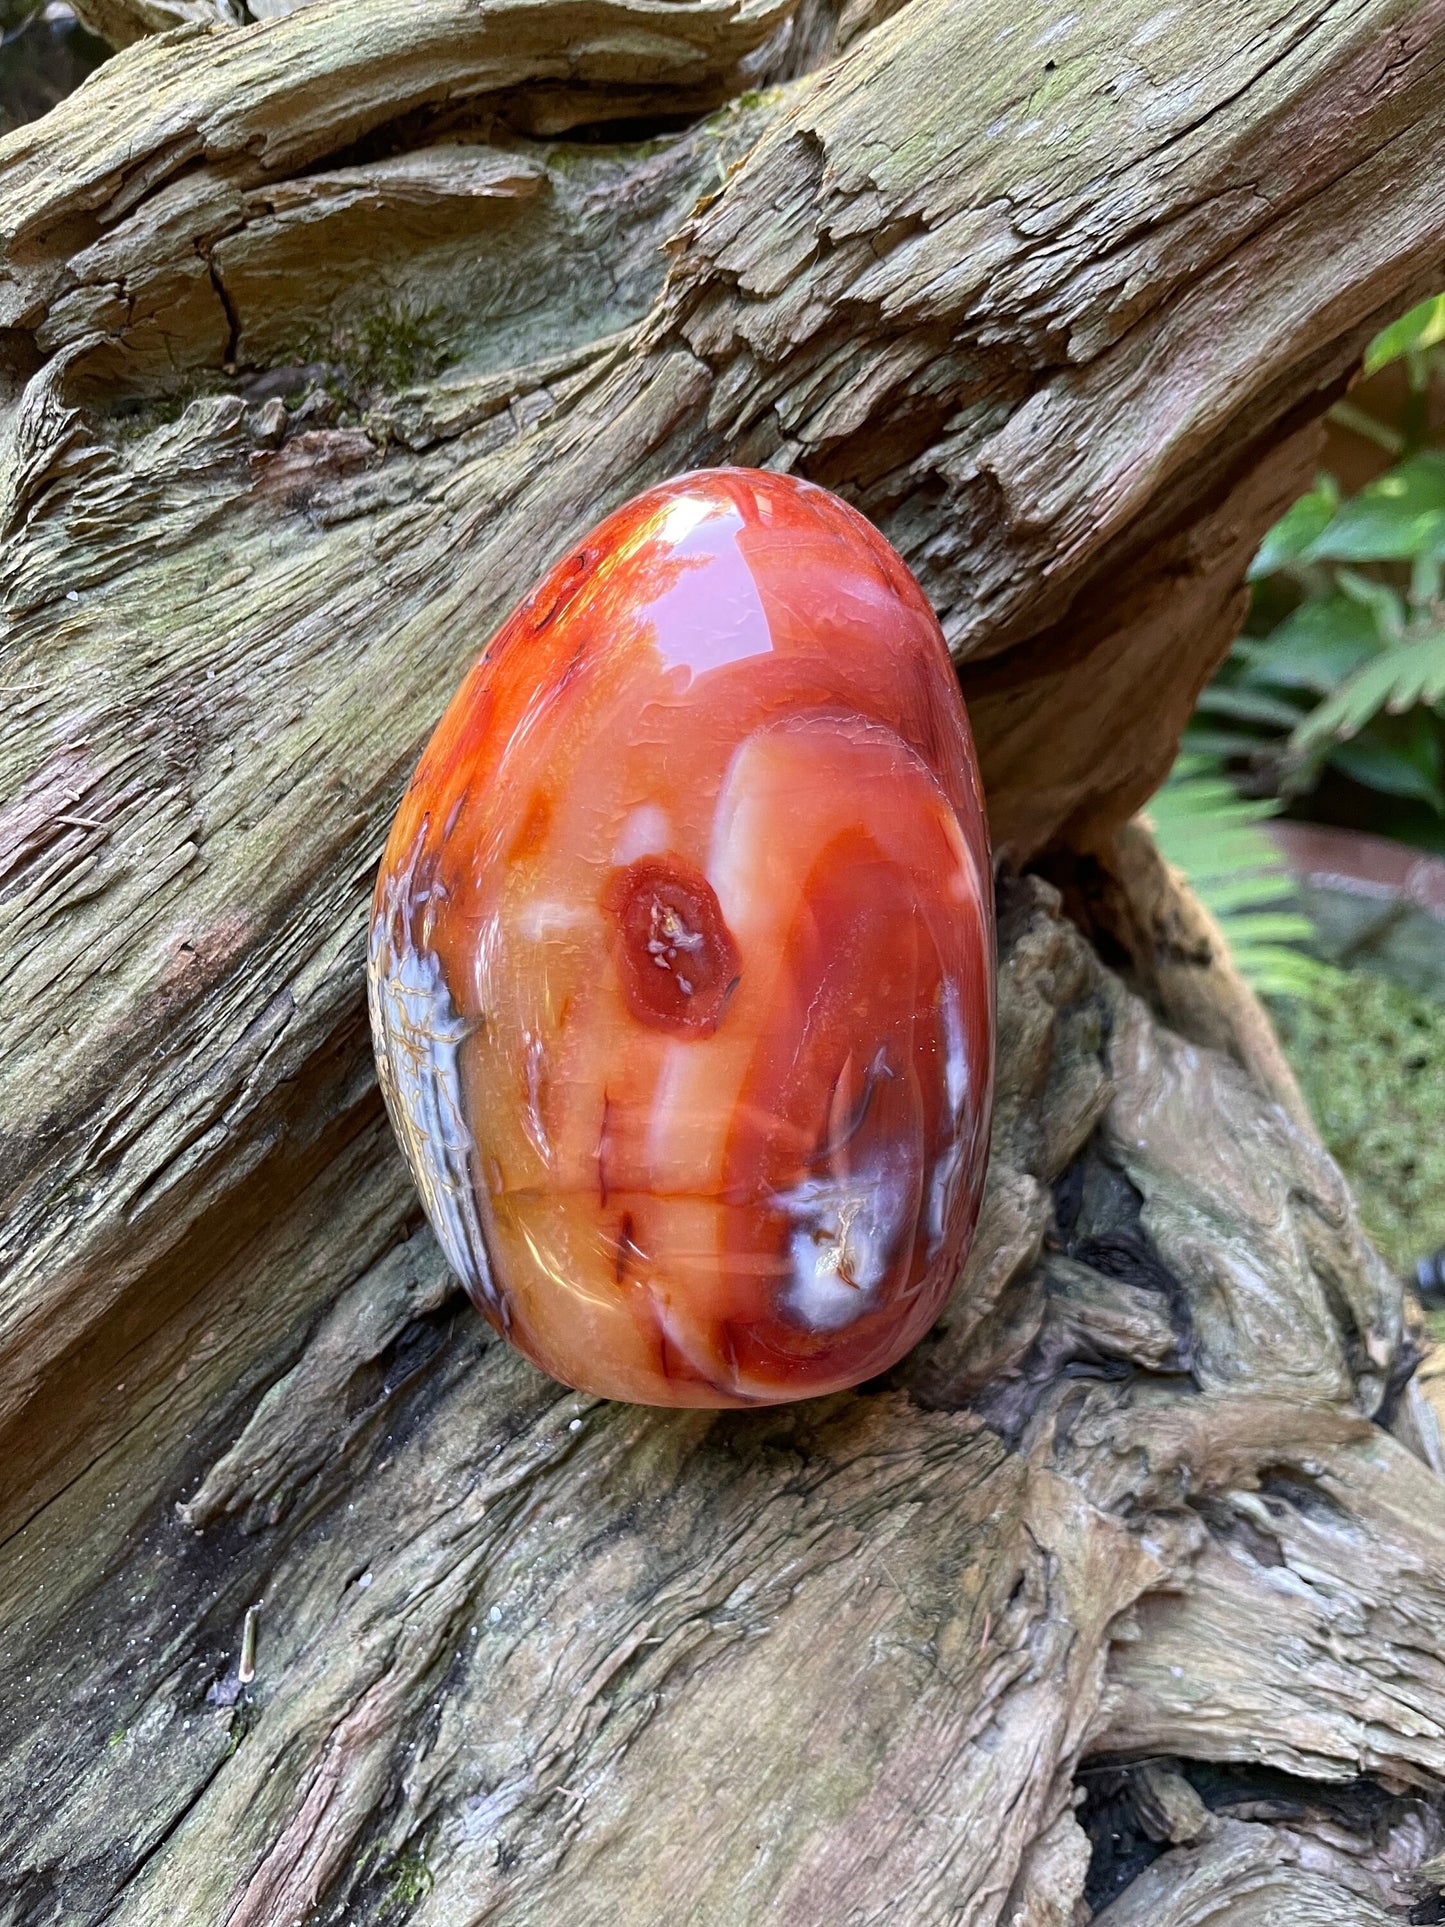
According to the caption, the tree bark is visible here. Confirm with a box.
[3,2,1445,1921]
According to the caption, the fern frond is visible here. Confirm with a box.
[1147,758,1338,1000]
[1192,685,1306,730]
[1229,947,1338,1000]
[1291,628,1445,751]
[1196,870,1303,914]
[1180,726,1284,759]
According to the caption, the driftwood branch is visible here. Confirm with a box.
[4,1,1445,1921]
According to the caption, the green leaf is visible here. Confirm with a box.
[1326,712,1445,813]
[1234,948,1341,1001]
[1198,869,1306,913]
[1292,630,1445,749]
[1147,768,1281,833]
[1304,451,1445,563]
[1247,473,1339,580]
[1238,593,1381,694]
[1411,550,1445,610]
[1364,292,1445,376]
[1335,568,1406,639]
[1192,685,1306,730]
[1179,725,1282,760]
[1155,826,1284,875]
[1219,911,1321,944]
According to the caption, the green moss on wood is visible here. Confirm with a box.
[379,1847,435,1915]
[331,303,451,394]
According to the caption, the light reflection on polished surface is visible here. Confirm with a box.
[369,468,995,1406]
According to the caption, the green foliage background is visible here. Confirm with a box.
[1274,973,1445,1274]
[1185,291,1445,848]
[1151,293,1445,1275]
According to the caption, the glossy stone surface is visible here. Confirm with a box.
[369,469,994,1406]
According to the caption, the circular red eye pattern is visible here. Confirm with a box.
[601,856,741,1038]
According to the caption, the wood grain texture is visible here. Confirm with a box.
[0,873,1437,1925]
[4,1,1445,1919]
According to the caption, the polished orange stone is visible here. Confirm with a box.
[368,469,994,1406]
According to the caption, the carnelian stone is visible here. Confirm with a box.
[369,469,994,1406]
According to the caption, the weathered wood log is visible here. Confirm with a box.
[4,1,1445,1920]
